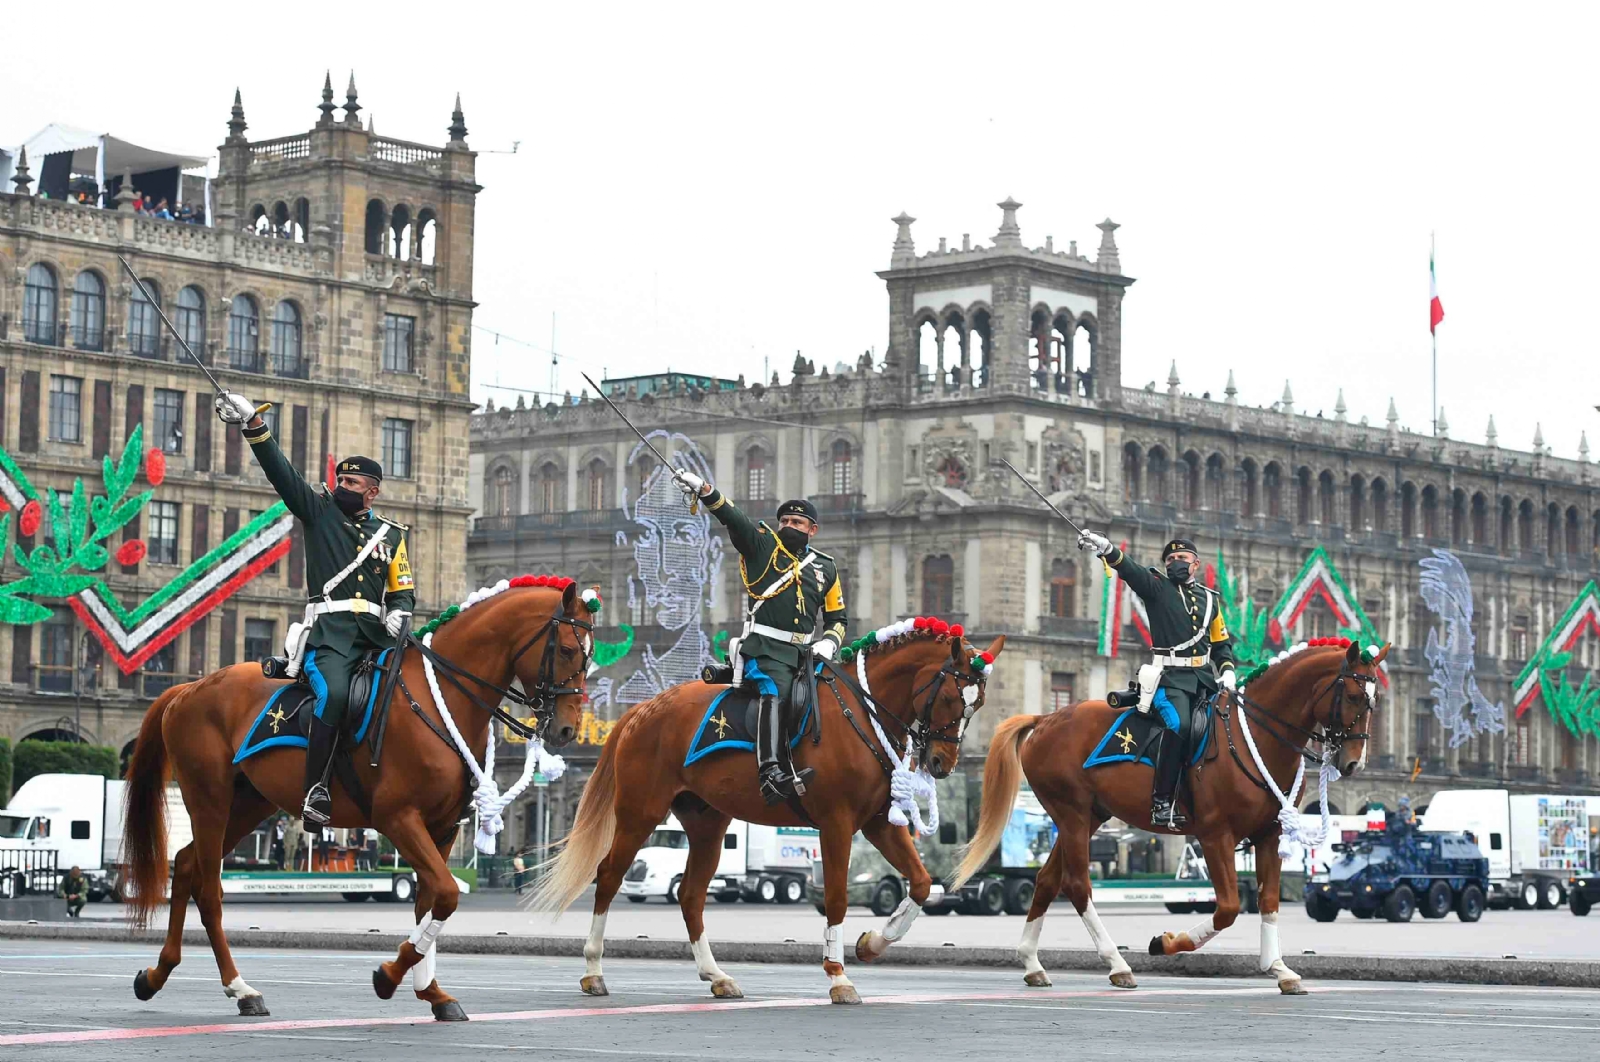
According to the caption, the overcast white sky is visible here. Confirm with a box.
[6,3,1595,458]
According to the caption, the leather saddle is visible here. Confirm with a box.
[236,649,388,764]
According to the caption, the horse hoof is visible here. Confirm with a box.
[710,978,743,999]
[855,931,882,963]
[1110,971,1138,990]
[1147,935,1166,956]
[372,968,398,1001]
[133,968,156,1002]
[432,1001,469,1021]
[1278,979,1307,996]
[236,995,271,1017]
[1023,970,1052,988]
[580,975,609,997]
[829,983,862,1005]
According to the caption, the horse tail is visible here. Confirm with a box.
[951,714,1038,890]
[526,707,635,915]
[124,681,189,928]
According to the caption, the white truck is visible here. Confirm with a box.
[617,817,820,905]
[1421,789,1600,910]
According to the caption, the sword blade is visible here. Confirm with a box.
[999,457,1085,535]
[116,254,228,395]
[580,371,676,470]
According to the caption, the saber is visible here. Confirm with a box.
[580,371,698,511]
[999,457,1087,536]
[116,254,228,396]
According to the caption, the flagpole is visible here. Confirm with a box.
[1431,231,1438,438]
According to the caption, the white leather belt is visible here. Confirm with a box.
[309,599,388,621]
[746,621,813,646]
[1151,652,1207,668]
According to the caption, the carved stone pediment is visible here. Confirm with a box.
[1042,425,1087,496]
[921,420,978,493]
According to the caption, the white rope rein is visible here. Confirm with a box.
[1234,695,1334,856]
[856,652,939,837]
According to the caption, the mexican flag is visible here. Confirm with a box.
[1430,240,1445,334]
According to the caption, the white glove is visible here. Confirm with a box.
[811,637,837,662]
[215,391,257,425]
[1077,530,1114,557]
[1221,669,1237,691]
[384,610,411,638]
[672,468,708,497]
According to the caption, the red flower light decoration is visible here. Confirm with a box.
[0,496,9,513]
[116,539,147,566]
[145,447,166,486]
[18,500,42,537]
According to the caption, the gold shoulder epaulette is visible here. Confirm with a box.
[376,514,410,532]
[808,548,834,562]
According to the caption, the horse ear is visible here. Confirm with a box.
[949,636,964,663]
[561,580,579,617]
[1345,641,1361,665]
[986,634,1006,659]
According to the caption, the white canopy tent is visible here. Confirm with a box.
[0,123,213,221]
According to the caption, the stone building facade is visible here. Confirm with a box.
[468,199,1600,841]
[0,78,478,767]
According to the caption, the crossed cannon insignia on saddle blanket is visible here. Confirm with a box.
[1082,692,1215,771]
[684,664,823,767]
[233,648,392,764]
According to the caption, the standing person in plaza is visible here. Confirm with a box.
[57,865,88,918]
[670,470,847,805]
[271,816,286,870]
[215,393,415,826]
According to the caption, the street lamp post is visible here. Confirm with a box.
[74,632,99,742]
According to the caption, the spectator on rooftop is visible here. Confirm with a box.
[154,198,173,220]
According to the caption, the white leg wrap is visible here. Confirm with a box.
[1017,917,1046,976]
[823,922,844,965]
[408,916,446,956]
[1259,913,1281,972]
[584,912,607,978]
[222,975,262,999]
[1080,901,1132,975]
[411,944,437,991]
[881,895,920,944]
[1185,917,1221,950]
[692,936,731,984]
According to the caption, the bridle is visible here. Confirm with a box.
[407,612,593,740]
[825,648,986,775]
[1222,654,1378,790]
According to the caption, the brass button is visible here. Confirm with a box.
[355,592,364,599]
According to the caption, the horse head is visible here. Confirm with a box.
[903,632,1006,780]
[482,579,594,749]
[1296,640,1389,777]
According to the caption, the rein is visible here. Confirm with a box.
[823,652,983,777]
[1223,656,1377,787]
[409,613,593,741]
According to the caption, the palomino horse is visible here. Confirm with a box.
[955,638,1387,994]
[123,577,593,1020]
[533,620,1005,1003]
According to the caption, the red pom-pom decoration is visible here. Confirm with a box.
[116,539,147,566]
[510,575,537,588]
[19,500,42,537]
[913,617,930,630]
[979,651,995,665]
[931,619,949,635]
[145,447,166,486]
[949,624,965,638]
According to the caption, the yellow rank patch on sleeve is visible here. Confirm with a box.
[1208,612,1230,643]
[824,574,845,612]
[387,536,414,591]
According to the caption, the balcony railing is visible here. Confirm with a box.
[250,134,311,162]
[472,509,627,535]
[227,348,265,374]
[1039,616,1098,639]
[813,492,865,516]
[23,315,59,345]
[372,137,443,165]
[35,666,74,694]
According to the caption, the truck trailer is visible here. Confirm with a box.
[1421,789,1600,909]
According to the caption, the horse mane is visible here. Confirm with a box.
[840,615,989,676]
[1239,636,1365,697]
[418,573,593,637]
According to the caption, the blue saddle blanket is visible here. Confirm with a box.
[1082,694,1213,770]
[684,687,815,767]
[233,648,390,764]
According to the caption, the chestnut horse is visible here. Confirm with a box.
[122,580,592,1020]
[955,639,1388,994]
[533,626,1005,1004]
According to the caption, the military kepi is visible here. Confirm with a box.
[338,456,383,482]
[776,498,820,524]
[1161,537,1198,560]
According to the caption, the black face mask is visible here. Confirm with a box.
[777,526,810,556]
[333,486,369,519]
[1165,560,1193,584]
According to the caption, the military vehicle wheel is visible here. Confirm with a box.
[974,880,1007,916]
[1515,881,1539,909]
[1305,892,1339,922]
[870,879,903,917]
[1570,893,1591,917]
[1004,878,1036,916]
[1383,885,1415,922]
[780,877,804,905]
[1455,884,1484,922]
[1164,902,1194,915]
[1538,879,1563,910]
[1421,881,1453,919]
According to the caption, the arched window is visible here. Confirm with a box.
[228,295,260,371]
[491,466,515,517]
[1122,442,1142,503]
[1371,477,1388,532]
[1050,558,1077,618]
[745,447,770,500]
[1318,471,1336,525]
[417,209,438,265]
[830,439,853,495]
[921,555,954,615]
[24,263,59,345]
[586,458,608,511]
[1517,499,1535,552]
[1547,503,1562,558]
[127,279,160,357]
[1349,474,1366,530]
[1263,462,1283,519]
[364,199,386,255]
[916,317,938,391]
[1401,483,1418,538]
[1471,492,1489,545]
[1146,447,1169,504]
[1566,506,1581,558]
[1499,497,1514,553]
[1073,319,1097,396]
[250,204,271,236]
[390,204,412,260]
[1241,459,1259,517]
[292,198,310,243]
[539,462,561,514]
[1029,309,1052,390]
[176,286,206,356]
[271,201,290,239]
[969,309,992,388]
[1205,454,1226,510]
[1182,451,1201,511]
[270,302,302,376]
[70,271,105,351]
[1295,467,1312,526]
[1450,489,1467,546]
[1421,485,1440,539]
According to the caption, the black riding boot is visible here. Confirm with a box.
[756,694,789,805]
[302,716,339,826]
[1150,729,1189,832]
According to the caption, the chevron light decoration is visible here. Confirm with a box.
[1511,581,1600,732]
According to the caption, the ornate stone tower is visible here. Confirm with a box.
[878,199,1132,404]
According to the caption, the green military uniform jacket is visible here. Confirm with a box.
[240,421,415,655]
[703,488,846,668]
[1106,545,1234,695]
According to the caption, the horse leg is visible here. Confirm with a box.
[1016,837,1065,987]
[581,807,661,997]
[373,811,466,1020]
[817,821,860,1005]
[133,841,197,1000]
[1252,827,1306,995]
[406,825,465,1016]
[855,816,931,962]
[676,807,742,999]
[1059,809,1136,989]
[1151,830,1240,957]
[195,787,276,1015]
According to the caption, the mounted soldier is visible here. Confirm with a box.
[216,392,415,826]
[1076,531,1235,831]
[670,469,847,805]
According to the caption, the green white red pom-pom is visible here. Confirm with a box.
[837,616,966,664]
[581,587,603,613]
[418,573,581,636]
